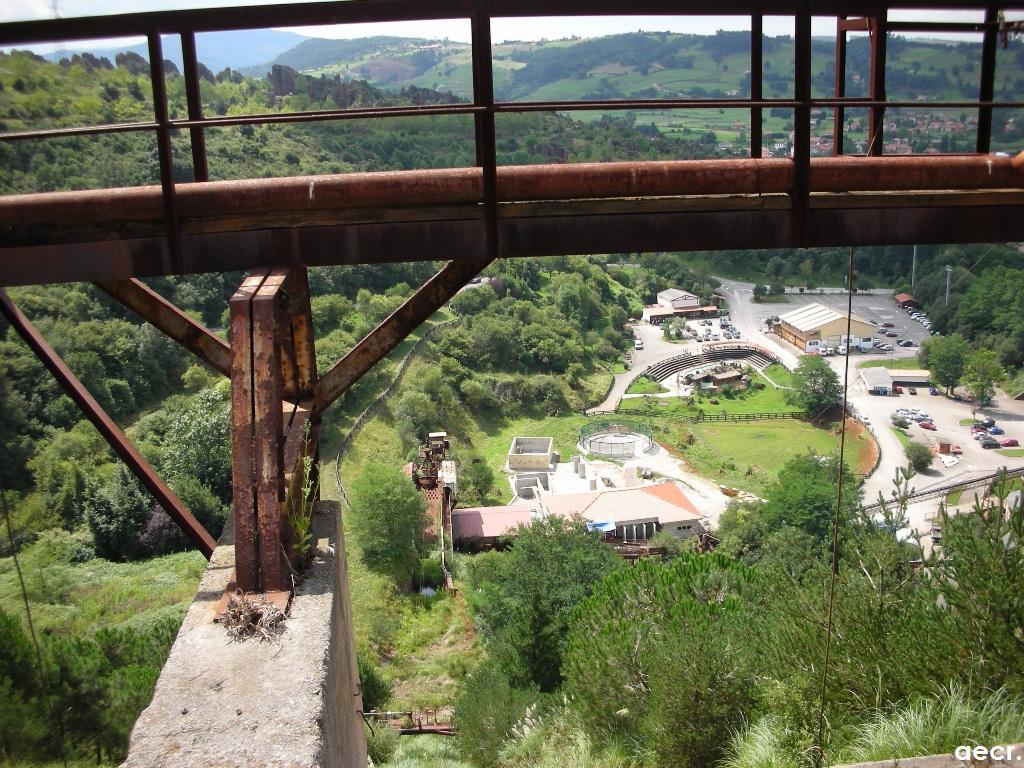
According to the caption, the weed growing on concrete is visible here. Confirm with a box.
[222,593,286,642]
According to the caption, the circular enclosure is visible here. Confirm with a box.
[579,419,654,458]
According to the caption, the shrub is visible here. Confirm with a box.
[365,722,399,764]
[455,659,541,767]
[905,441,934,472]
[358,651,393,713]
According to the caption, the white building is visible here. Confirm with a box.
[860,367,892,395]
[539,481,705,540]
[657,288,700,311]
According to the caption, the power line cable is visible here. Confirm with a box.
[0,479,68,767]
[813,246,857,768]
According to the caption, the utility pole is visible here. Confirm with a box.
[944,265,953,305]
[911,245,917,288]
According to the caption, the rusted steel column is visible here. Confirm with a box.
[147,29,182,273]
[229,267,309,593]
[95,278,231,375]
[833,17,847,156]
[793,0,812,244]
[750,14,763,159]
[252,271,289,593]
[314,257,493,414]
[867,11,888,155]
[180,30,210,183]
[288,267,318,400]
[0,289,216,558]
[229,270,266,591]
[976,6,998,153]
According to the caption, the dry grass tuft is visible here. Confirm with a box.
[221,593,286,642]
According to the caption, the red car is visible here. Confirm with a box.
[971,425,988,434]
[919,421,936,430]
[882,322,895,327]
[951,444,963,455]
[1001,438,1020,447]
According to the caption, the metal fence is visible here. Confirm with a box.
[579,419,654,457]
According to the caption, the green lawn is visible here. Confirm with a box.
[625,375,669,395]
[618,382,793,417]
[0,532,204,637]
[672,419,870,495]
[762,363,798,389]
[946,488,965,506]
[858,356,923,370]
[996,448,1024,458]
[891,426,913,450]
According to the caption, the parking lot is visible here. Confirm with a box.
[715,277,1024,508]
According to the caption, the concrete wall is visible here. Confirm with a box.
[509,453,553,470]
[122,502,366,768]
[508,437,553,470]
[834,744,1024,768]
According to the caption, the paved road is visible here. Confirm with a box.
[587,322,693,413]
[715,277,1024,520]
[591,283,1024,544]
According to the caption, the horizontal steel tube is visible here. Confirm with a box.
[0,0,1004,46]
[2,155,1021,233]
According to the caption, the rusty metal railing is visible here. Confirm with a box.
[2,0,1023,268]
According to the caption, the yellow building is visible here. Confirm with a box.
[777,303,876,353]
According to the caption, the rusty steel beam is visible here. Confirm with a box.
[229,266,317,593]
[252,271,289,593]
[314,257,493,414]
[2,157,1023,286]
[793,0,812,244]
[229,270,265,592]
[976,6,999,154]
[833,17,848,156]
[180,31,209,183]
[2,197,1023,286]
[95,278,231,376]
[287,267,318,400]
[867,12,887,156]
[0,289,216,558]
[5,156,1024,236]
[1,0,1006,48]
[751,15,763,159]
[147,30,182,274]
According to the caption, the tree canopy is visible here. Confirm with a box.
[786,354,842,414]
[347,464,426,589]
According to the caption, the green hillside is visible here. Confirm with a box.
[275,30,1024,153]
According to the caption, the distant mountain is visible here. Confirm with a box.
[267,29,1023,107]
[44,29,307,73]
[273,36,469,85]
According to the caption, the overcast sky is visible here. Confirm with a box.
[2,0,998,53]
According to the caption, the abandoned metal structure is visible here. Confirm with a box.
[1,0,1023,763]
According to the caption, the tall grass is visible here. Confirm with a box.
[838,686,1024,764]
[720,687,1024,768]
[380,735,468,768]
[496,704,641,768]
[719,717,799,768]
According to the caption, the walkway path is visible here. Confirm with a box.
[586,322,696,414]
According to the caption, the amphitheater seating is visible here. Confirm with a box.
[642,345,780,382]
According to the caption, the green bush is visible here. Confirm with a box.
[358,651,393,713]
[905,441,934,472]
[454,659,541,768]
[366,722,399,765]
[418,557,444,591]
